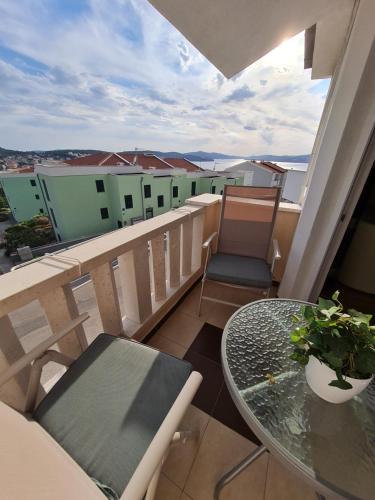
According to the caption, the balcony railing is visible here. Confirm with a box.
[0,194,301,410]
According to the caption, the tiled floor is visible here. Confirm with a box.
[145,281,317,500]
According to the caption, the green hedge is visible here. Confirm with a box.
[4,215,55,255]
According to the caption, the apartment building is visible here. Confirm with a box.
[0,153,243,241]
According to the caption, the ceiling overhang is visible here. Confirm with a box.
[148,0,349,78]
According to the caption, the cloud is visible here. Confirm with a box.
[177,40,191,70]
[215,73,224,88]
[193,105,210,111]
[147,89,177,105]
[223,85,256,103]
[263,84,300,99]
[0,1,329,155]
[244,124,257,131]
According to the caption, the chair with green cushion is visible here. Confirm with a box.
[0,315,202,500]
[198,185,281,313]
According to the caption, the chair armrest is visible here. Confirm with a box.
[202,232,218,249]
[272,239,281,260]
[121,371,202,500]
[0,313,89,389]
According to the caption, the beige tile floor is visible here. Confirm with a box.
[149,281,318,500]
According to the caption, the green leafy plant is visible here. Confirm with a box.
[4,215,55,255]
[290,291,375,389]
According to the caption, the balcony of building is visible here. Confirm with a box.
[0,193,308,499]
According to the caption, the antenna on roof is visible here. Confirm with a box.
[132,147,138,166]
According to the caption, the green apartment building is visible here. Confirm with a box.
[0,154,243,242]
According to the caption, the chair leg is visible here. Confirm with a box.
[144,430,199,500]
[144,458,163,500]
[198,277,206,316]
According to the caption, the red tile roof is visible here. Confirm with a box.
[9,166,35,173]
[164,157,204,172]
[117,153,173,170]
[258,161,287,174]
[66,153,131,166]
[66,152,174,170]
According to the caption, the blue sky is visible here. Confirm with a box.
[0,0,330,155]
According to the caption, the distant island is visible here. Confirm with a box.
[0,146,310,164]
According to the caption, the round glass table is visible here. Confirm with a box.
[216,299,375,500]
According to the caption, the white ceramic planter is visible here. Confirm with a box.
[305,355,372,404]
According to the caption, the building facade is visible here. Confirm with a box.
[0,155,243,241]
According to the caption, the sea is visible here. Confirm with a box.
[192,159,309,172]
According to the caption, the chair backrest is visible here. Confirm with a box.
[218,185,281,260]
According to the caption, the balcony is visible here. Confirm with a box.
[0,194,305,499]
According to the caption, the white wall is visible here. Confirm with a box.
[279,0,375,301]
[282,170,306,203]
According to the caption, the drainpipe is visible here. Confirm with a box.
[170,177,173,209]
[140,176,145,219]
[36,174,58,241]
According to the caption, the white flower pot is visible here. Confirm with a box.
[305,355,372,404]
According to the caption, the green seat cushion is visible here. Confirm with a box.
[34,334,192,497]
[206,253,272,289]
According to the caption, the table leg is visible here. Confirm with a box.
[214,445,267,500]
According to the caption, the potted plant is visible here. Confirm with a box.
[290,291,375,403]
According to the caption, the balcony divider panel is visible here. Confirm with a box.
[151,234,167,302]
[90,261,123,336]
[118,242,152,325]
[168,226,181,288]
[182,218,193,277]
[39,285,85,359]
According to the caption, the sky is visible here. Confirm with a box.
[0,0,330,156]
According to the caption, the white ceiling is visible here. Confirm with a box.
[149,0,346,78]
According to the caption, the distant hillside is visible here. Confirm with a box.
[249,154,310,163]
[0,147,104,160]
[0,147,310,164]
[0,147,22,158]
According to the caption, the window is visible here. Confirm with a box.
[42,180,50,201]
[191,181,196,196]
[124,195,133,209]
[30,179,36,187]
[50,208,57,227]
[144,184,151,198]
[100,207,109,219]
[39,208,44,214]
[157,195,164,208]
[35,194,40,200]
[220,190,223,195]
[211,186,216,194]
[145,207,153,219]
[172,186,179,198]
[117,220,122,228]
[96,180,105,192]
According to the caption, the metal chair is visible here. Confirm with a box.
[198,185,281,313]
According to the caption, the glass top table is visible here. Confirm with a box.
[217,299,375,500]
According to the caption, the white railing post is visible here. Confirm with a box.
[151,234,167,302]
[168,225,181,288]
[118,242,152,324]
[39,285,86,359]
[0,315,31,409]
[182,217,193,277]
[91,261,123,336]
[191,213,205,272]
